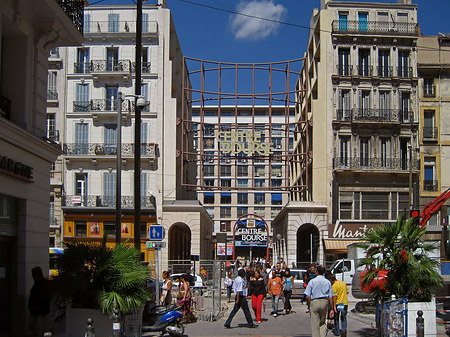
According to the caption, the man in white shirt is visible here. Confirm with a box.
[224,269,257,329]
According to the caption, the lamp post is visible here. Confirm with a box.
[115,92,123,245]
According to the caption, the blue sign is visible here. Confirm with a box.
[148,225,165,241]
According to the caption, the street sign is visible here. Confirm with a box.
[148,225,165,241]
[146,241,166,249]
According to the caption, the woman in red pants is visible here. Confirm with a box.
[249,269,266,324]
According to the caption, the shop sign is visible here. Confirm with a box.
[0,155,34,183]
[216,130,273,156]
[329,221,376,239]
[234,218,268,247]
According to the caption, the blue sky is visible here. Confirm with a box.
[97,0,450,64]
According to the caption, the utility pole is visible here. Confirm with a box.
[116,92,123,245]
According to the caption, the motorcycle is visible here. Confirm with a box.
[142,302,185,337]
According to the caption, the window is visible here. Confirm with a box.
[339,136,350,167]
[399,91,411,122]
[76,48,90,73]
[141,172,147,207]
[204,179,215,187]
[108,13,119,32]
[380,138,391,168]
[203,165,214,176]
[271,193,282,206]
[358,90,371,118]
[221,193,231,204]
[424,158,437,191]
[379,91,391,118]
[338,13,348,31]
[204,124,215,137]
[46,114,57,141]
[424,110,436,139]
[75,123,89,154]
[337,89,351,120]
[339,192,353,219]
[398,50,410,77]
[220,221,231,232]
[237,166,248,177]
[75,83,90,112]
[205,207,214,219]
[84,14,91,33]
[272,138,282,149]
[75,173,88,206]
[272,151,282,162]
[220,166,231,176]
[104,124,117,155]
[75,221,87,237]
[237,207,248,217]
[360,138,370,167]
[362,192,389,219]
[204,138,214,149]
[141,122,148,154]
[237,179,248,188]
[141,83,149,111]
[221,179,231,188]
[338,48,350,75]
[424,78,435,97]
[358,12,368,32]
[103,221,115,237]
[254,207,265,217]
[255,179,265,188]
[103,172,116,206]
[271,179,282,187]
[271,207,282,218]
[255,166,265,177]
[106,48,119,71]
[142,13,149,32]
[254,193,265,205]
[378,49,390,77]
[220,207,231,218]
[237,193,248,204]
[272,166,282,177]
[48,72,57,100]
[203,193,214,204]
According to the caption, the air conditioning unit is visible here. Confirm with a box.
[276,145,282,149]
[255,173,260,177]
[277,173,282,177]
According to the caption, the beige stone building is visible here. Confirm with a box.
[274,0,420,267]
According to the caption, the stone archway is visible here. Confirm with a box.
[168,222,191,262]
[297,223,320,266]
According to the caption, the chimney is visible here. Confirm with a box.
[321,0,332,9]
[158,0,167,8]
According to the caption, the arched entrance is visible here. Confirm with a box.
[168,223,191,262]
[297,224,320,267]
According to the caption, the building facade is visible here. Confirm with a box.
[0,0,84,334]
[274,0,420,267]
[48,3,212,275]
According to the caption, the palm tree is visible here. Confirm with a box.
[358,216,443,302]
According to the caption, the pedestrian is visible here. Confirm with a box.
[224,270,233,303]
[275,262,285,278]
[283,268,296,314]
[28,266,52,337]
[177,274,194,323]
[330,274,349,337]
[268,269,283,317]
[224,269,257,329]
[160,271,173,306]
[249,269,266,324]
[305,265,334,337]
[303,264,317,312]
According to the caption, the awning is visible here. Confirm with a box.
[221,193,231,197]
[204,192,214,197]
[271,193,282,202]
[324,239,363,251]
[49,248,64,255]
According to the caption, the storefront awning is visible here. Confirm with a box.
[324,239,363,251]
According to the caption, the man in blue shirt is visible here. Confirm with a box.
[305,265,334,337]
[224,269,257,329]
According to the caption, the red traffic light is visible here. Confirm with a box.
[410,209,420,218]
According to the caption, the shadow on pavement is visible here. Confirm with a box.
[350,327,379,336]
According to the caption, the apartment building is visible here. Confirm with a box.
[274,0,420,266]
[48,3,212,273]
[417,34,450,239]
[0,0,84,334]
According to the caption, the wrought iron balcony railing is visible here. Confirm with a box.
[332,20,418,35]
[62,195,155,208]
[423,127,438,139]
[72,99,149,113]
[64,143,157,157]
[91,60,132,73]
[84,21,158,34]
[333,157,419,171]
[132,62,152,74]
[397,66,413,78]
[377,66,393,77]
[336,108,412,123]
[336,109,353,122]
[47,90,58,100]
[357,65,373,77]
[423,180,438,192]
[46,130,60,142]
[423,85,436,98]
[336,65,353,76]
[56,0,84,34]
[74,62,91,74]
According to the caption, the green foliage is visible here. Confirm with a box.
[357,216,443,302]
[53,239,149,315]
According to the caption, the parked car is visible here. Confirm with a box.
[169,273,205,290]
[289,269,307,297]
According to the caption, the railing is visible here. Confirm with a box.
[56,0,84,34]
[377,66,393,77]
[62,195,155,208]
[353,108,399,122]
[0,95,11,119]
[357,65,373,77]
[91,99,131,112]
[64,143,157,157]
[333,157,419,171]
[332,20,418,35]
[423,127,438,139]
[336,64,353,76]
[336,109,352,122]
[47,90,58,100]
[423,180,438,192]
[397,66,413,78]
[84,21,158,34]
[423,85,436,97]
[47,130,60,142]
[74,62,91,74]
[91,60,132,73]
[49,47,60,58]
[73,100,90,112]
[132,62,152,74]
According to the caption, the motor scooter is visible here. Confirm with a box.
[142,302,184,337]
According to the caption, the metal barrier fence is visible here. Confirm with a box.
[381,297,408,337]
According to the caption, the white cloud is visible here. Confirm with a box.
[230,1,287,40]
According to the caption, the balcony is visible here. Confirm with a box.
[397,66,413,78]
[336,65,353,76]
[377,66,394,78]
[84,20,158,35]
[132,62,152,74]
[423,127,438,140]
[423,85,436,98]
[91,60,132,73]
[64,142,157,158]
[56,0,84,34]
[423,180,438,192]
[353,108,399,123]
[62,195,155,208]
[47,90,58,101]
[356,65,373,77]
[47,130,60,142]
[333,157,419,171]
[332,20,418,36]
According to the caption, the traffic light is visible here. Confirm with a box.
[410,209,420,219]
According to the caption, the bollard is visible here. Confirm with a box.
[112,309,122,337]
[416,310,424,337]
[85,318,95,337]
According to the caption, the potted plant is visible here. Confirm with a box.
[358,216,443,336]
[53,238,150,336]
